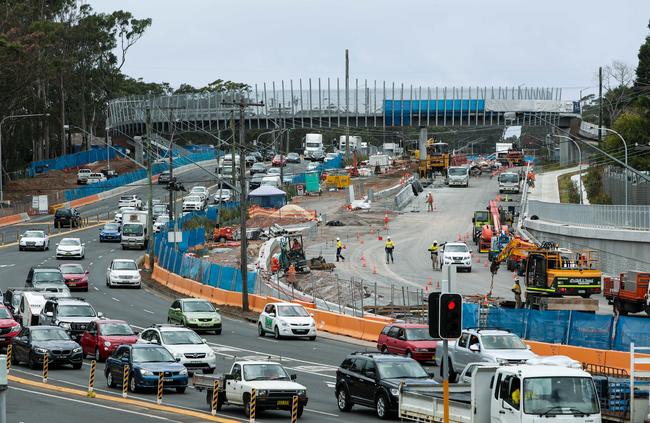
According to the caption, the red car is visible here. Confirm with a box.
[271,154,287,167]
[59,263,89,291]
[0,304,21,348]
[80,319,138,361]
[376,323,438,362]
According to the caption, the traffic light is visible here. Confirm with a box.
[439,293,462,339]
[427,292,441,338]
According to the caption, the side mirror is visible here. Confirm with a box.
[45,311,53,317]
[469,250,473,254]
[82,243,86,246]
[269,313,275,317]
[56,243,59,246]
[175,357,181,362]
[290,374,297,381]
[121,356,129,363]
[469,344,480,352]
[224,373,234,381]
[201,338,207,344]
[97,312,104,318]
[366,370,376,379]
[85,271,89,275]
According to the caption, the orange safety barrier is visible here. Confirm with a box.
[69,194,101,209]
[525,341,650,372]
[0,213,24,228]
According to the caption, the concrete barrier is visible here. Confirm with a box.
[0,212,29,228]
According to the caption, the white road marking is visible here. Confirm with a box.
[143,309,155,314]
[111,297,120,302]
[305,408,339,417]
[93,287,100,291]
[98,255,103,259]
[0,264,15,268]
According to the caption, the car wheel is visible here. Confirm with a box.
[376,393,390,420]
[72,362,82,370]
[467,267,472,273]
[214,329,222,335]
[337,387,353,411]
[243,395,252,418]
[274,326,281,340]
[11,350,20,365]
[297,405,304,417]
[309,336,316,341]
[107,372,116,388]
[176,386,186,394]
[257,324,265,337]
[18,246,22,251]
[380,345,388,353]
[28,354,38,370]
[129,375,138,393]
[405,350,412,358]
[95,348,102,362]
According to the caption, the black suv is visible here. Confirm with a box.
[335,351,436,419]
[54,207,81,228]
[158,170,171,184]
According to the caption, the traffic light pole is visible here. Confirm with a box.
[442,265,452,423]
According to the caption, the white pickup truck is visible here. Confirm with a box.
[399,358,602,423]
[192,360,308,419]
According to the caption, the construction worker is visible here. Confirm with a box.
[336,237,345,262]
[512,278,522,309]
[291,238,302,251]
[426,192,434,212]
[385,236,395,264]
[428,241,439,270]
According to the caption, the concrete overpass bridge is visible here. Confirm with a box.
[108,79,579,136]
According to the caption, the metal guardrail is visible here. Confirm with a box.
[527,200,650,231]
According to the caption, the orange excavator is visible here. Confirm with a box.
[490,236,539,275]
[479,200,507,253]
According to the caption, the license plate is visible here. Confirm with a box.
[198,322,212,326]
[578,290,585,294]
[68,282,77,286]
[277,400,289,406]
[164,378,173,382]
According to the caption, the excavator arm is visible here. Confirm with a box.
[490,237,539,274]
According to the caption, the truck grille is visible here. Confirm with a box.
[184,353,206,359]
[267,390,301,399]
[51,349,71,355]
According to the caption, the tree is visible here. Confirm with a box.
[601,61,635,126]
[605,111,650,171]
[636,20,650,86]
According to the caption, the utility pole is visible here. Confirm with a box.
[168,109,177,223]
[279,103,284,188]
[146,95,154,271]
[345,49,350,159]
[222,96,264,312]
[229,113,237,188]
[598,66,603,143]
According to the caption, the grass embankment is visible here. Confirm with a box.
[557,171,581,204]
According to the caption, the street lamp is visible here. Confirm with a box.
[0,113,50,202]
[556,135,583,204]
[600,127,629,208]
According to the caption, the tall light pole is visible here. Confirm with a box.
[556,135,583,204]
[600,127,629,207]
[0,113,50,202]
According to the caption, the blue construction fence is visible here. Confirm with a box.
[152,207,256,294]
[291,154,344,184]
[28,147,127,176]
[461,305,650,352]
[64,151,217,201]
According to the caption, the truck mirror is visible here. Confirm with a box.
[469,344,480,352]
[290,374,297,381]
[224,373,233,380]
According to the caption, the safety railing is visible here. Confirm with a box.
[527,200,650,230]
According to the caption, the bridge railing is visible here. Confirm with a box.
[527,200,650,230]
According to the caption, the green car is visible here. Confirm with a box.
[167,298,222,335]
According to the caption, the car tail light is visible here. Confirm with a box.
[559,288,566,293]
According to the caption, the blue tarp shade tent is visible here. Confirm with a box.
[248,186,287,209]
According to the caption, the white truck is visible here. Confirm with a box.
[399,360,602,423]
[121,210,149,250]
[303,133,325,161]
[498,172,521,194]
[339,135,361,151]
[192,360,308,419]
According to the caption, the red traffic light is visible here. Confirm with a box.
[447,300,456,310]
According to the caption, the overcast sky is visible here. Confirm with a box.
[89,0,650,100]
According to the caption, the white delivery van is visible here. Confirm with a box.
[20,292,47,326]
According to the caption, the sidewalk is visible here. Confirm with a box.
[528,166,582,203]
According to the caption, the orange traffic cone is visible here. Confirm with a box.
[370,227,374,235]
[378,234,383,241]
[361,253,365,261]
[436,280,441,290]
[476,255,481,263]
[457,233,461,241]
[372,263,377,274]
[362,259,367,268]
[483,260,489,267]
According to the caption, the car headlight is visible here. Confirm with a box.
[415,348,428,352]
[173,352,183,360]
[73,347,82,353]
[59,322,71,330]
[179,368,188,375]
[390,388,400,396]
[496,358,508,364]
[257,389,268,397]
[280,320,288,327]
[297,389,307,397]
[34,347,47,354]
[188,318,198,323]
[140,369,154,376]
[104,341,112,347]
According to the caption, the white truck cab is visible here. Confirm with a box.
[303,133,324,161]
[399,359,601,423]
[499,172,521,194]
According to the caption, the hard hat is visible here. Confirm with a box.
[433,240,438,244]
[387,236,391,239]
[336,237,340,241]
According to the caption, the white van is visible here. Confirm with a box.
[20,292,47,326]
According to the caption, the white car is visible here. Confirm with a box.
[118,195,142,209]
[114,206,137,224]
[439,242,472,272]
[153,215,170,233]
[257,302,316,340]
[86,173,107,184]
[56,237,85,259]
[212,189,231,203]
[106,259,141,288]
[138,325,217,374]
[18,230,49,251]
[182,195,205,212]
[77,168,92,184]
[189,186,209,203]
[267,167,281,177]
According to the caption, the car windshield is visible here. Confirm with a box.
[33,272,64,283]
[58,304,96,317]
[59,264,84,275]
[11,294,23,309]
[406,328,435,341]
[523,377,599,416]
[101,323,134,336]
[445,244,469,253]
[120,196,135,201]
[32,328,70,341]
[448,168,467,176]
[217,190,231,196]
[155,216,170,224]
[122,224,143,236]
[185,196,201,202]
[132,347,175,363]
[481,334,527,349]
[277,305,309,317]
[0,308,11,319]
[377,360,428,379]
[153,205,167,212]
[55,210,70,217]
[191,188,205,194]
[103,223,119,231]
[23,231,45,238]
[273,155,282,160]
[253,164,265,169]
[243,364,289,381]
[59,239,80,246]
[161,330,203,345]
[500,174,519,183]
[183,301,215,312]
[113,261,137,271]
